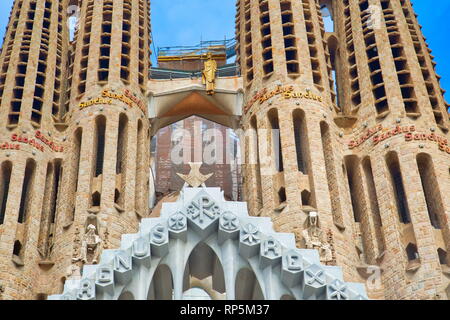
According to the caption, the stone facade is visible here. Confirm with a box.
[0,0,448,300]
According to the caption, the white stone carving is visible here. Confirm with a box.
[302,212,333,263]
[49,187,368,301]
[73,224,102,264]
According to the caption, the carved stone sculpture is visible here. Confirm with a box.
[202,52,217,95]
[72,227,81,261]
[302,212,333,263]
[72,224,102,264]
[66,264,82,280]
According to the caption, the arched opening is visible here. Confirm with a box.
[386,152,411,224]
[94,116,106,177]
[344,156,363,223]
[327,35,340,107]
[320,1,334,33]
[148,264,173,300]
[406,243,419,261]
[116,114,128,179]
[292,109,307,174]
[38,161,59,259]
[182,242,226,300]
[13,240,22,257]
[114,189,120,204]
[301,190,311,207]
[344,155,376,264]
[437,248,448,266]
[362,157,385,257]
[91,191,101,208]
[0,161,12,225]
[18,159,36,224]
[416,154,444,229]
[268,109,283,172]
[118,291,135,300]
[235,268,264,300]
[278,187,287,204]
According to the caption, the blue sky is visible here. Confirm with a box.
[0,0,448,102]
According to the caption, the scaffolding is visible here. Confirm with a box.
[157,38,236,63]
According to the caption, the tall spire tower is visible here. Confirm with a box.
[237,0,450,300]
[61,0,152,264]
[331,0,450,299]
[0,0,70,299]
[236,0,348,268]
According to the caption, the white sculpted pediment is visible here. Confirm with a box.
[49,186,368,301]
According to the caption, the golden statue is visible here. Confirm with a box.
[202,52,217,95]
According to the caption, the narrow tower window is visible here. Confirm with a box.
[268,109,283,172]
[250,116,263,210]
[416,154,443,229]
[116,114,128,206]
[320,3,334,32]
[94,116,106,177]
[293,110,307,173]
[386,153,410,224]
[18,159,36,224]
[116,114,128,175]
[259,0,273,76]
[0,161,12,225]
[362,157,385,254]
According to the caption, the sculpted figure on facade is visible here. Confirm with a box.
[38,224,55,260]
[202,52,217,95]
[72,224,102,264]
[66,263,82,280]
[302,212,333,263]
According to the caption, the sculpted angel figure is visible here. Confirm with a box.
[202,52,217,95]
[302,212,333,263]
[72,224,102,264]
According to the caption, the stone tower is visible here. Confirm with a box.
[236,0,449,300]
[55,0,152,294]
[0,0,70,299]
[236,0,344,262]
[63,0,151,246]
[332,0,450,300]
[0,0,152,299]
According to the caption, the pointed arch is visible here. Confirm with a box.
[118,291,135,300]
[235,268,264,300]
[148,264,173,300]
[183,242,226,297]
